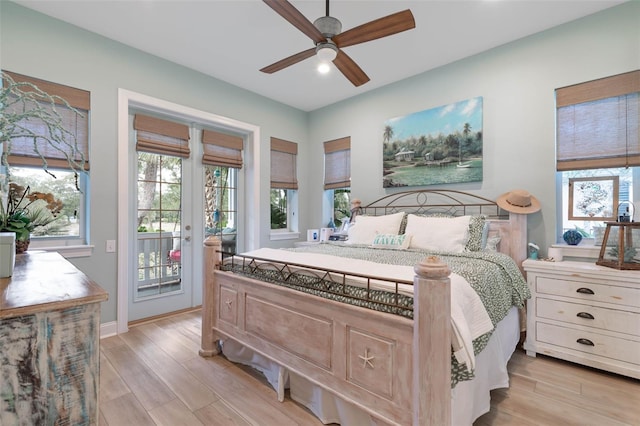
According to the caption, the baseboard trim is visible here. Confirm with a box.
[100,321,118,339]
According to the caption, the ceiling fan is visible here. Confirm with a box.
[260,0,415,87]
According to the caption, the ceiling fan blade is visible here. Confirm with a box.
[260,47,317,74]
[333,9,415,49]
[263,0,326,44]
[333,50,370,87]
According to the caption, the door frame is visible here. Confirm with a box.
[116,89,260,333]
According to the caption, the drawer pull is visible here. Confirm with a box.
[576,312,595,320]
[576,287,595,295]
[576,338,595,346]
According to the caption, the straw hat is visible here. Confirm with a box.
[496,190,541,214]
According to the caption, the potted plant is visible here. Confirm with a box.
[1,182,63,253]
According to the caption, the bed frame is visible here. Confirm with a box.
[200,190,526,425]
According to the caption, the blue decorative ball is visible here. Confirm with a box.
[563,229,583,246]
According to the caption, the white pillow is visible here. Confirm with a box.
[371,233,412,250]
[404,214,471,252]
[346,212,405,245]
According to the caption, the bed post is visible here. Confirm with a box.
[200,235,222,357]
[413,256,451,425]
[509,212,527,270]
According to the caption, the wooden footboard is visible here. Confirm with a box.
[200,236,451,426]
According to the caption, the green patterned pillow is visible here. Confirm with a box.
[465,215,487,252]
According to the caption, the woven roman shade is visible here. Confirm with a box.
[324,136,351,190]
[202,129,243,168]
[134,114,190,158]
[270,137,298,190]
[556,70,640,171]
[3,71,90,170]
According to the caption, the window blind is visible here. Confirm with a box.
[134,114,190,158]
[270,137,298,190]
[202,129,243,168]
[3,71,91,170]
[556,70,640,171]
[323,136,350,190]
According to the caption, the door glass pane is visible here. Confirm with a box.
[136,153,183,299]
[204,166,237,253]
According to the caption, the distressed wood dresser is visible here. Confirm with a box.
[0,251,108,425]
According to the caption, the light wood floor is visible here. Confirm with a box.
[99,309,640,426]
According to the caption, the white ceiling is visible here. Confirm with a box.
[13,0,626,111]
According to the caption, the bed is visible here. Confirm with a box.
[199,190,530,425]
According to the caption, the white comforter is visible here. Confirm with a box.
[241,248,493,370]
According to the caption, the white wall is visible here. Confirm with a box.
[307,2,640,253]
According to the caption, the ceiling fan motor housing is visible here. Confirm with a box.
[314,16,341,38]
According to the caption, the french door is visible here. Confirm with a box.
[129,146,194,321]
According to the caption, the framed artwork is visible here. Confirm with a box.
[568,176,619,221]
[382,97,483,188]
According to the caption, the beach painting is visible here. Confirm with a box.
[382,97,483,187]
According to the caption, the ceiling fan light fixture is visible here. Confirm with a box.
[316,43,338,62]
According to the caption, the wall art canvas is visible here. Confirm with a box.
[382,97,483,187]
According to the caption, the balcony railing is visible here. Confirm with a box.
[137,231,181,295]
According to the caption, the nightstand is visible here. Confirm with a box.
[523,259,640,379]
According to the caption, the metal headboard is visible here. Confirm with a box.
[359,189,508,219]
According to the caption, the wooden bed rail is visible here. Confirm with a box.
[200,235,452,425]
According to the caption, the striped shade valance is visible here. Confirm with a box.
[202,129,243,168]
[134,114,190,158]
[324,136,350,190]
[270,137,298,190]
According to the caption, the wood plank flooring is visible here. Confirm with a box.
[99,309,640,425]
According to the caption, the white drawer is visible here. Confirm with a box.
[536,276,640,308]
[536,322,640,366]
[537,298,640,337]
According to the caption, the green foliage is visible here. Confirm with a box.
[270,189,287,229]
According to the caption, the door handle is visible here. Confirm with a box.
[184,236,191,242]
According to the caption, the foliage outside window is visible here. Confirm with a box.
[6,166,84,242]
[271,188,288,230]
[333,188,351,227]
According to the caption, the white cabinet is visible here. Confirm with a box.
[523,259,640,379]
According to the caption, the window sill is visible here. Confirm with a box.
[269,231,300,241]
[28,244,95,258]
[551,243,600,260]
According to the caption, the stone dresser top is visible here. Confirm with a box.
[0,251,108,319]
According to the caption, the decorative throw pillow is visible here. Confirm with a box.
[371,233,412,250]
[484,235,502,252]
[346,212,405,245]
[404,214,471,253]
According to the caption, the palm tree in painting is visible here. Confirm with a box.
[457,123,472,168]
[383,125,394,144]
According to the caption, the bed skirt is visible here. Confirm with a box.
[222,306,520,425]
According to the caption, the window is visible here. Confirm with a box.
[201,128,242,253]
[2,71,90,248]
[270,137,298,233]
[324,137,351,227]
[556,70,639,244]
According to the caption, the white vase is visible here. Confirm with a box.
[0,232,16,278]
